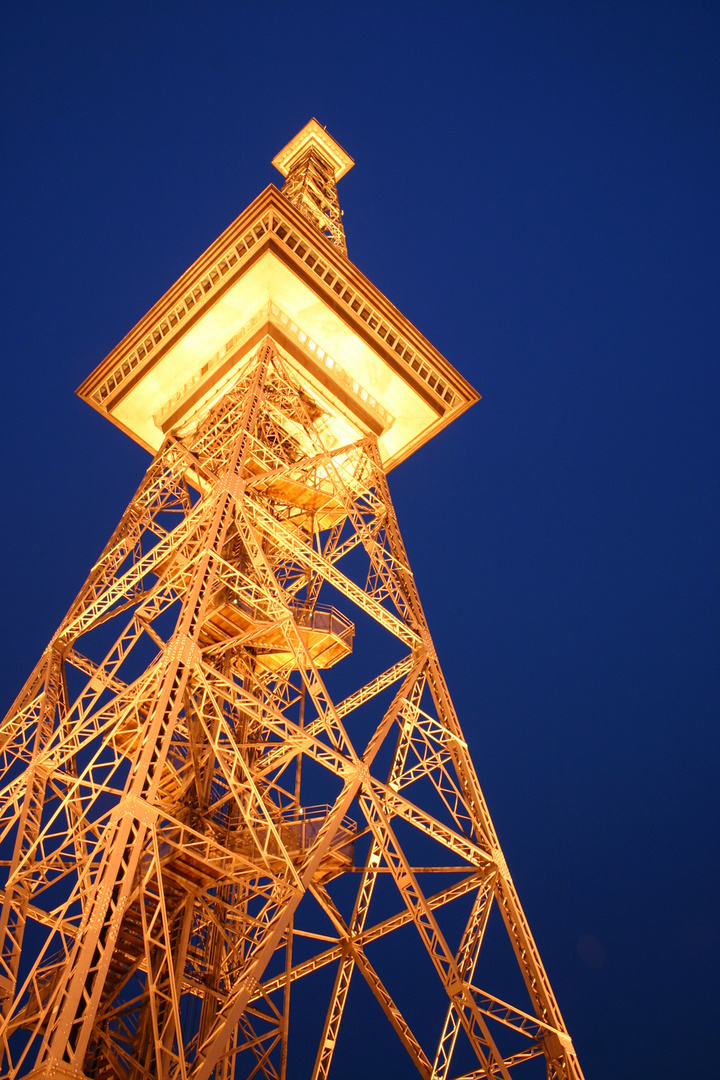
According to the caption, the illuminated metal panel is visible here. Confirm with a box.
[77,187,478,470]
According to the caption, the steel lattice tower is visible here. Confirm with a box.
[0,122,585,1080]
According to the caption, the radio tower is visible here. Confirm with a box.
[0,122,584,1080]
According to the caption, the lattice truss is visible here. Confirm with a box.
[280,148,347,256]
[0,343,583,1080]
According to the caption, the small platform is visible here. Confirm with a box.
[199,593,354,672]
[233,804,356,884]
[244,446,347,532]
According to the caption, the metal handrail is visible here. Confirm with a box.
[284,803,356,832]
[209,588,354,644]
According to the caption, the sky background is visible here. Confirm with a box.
[1,2,718,1078]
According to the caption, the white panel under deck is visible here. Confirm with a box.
[113,250,437,465]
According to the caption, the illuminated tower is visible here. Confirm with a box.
[0,121,584,1080]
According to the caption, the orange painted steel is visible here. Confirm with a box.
[0,125,584,1080]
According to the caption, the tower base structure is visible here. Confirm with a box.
[0,124,584,1080]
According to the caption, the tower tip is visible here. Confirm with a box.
[272,119,354,182]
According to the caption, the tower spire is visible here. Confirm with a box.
[272,118,354,255]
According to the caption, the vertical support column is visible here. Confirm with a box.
[31,346,274,1078]
[0,647,61,1017]
[363,435,584,1080]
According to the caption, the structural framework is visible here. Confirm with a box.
[0,122,584,1080]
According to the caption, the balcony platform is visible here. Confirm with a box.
[77,186,479,472]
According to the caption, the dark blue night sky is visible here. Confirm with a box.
[1,3,718,1078]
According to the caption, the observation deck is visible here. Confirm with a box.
[77,121,479,471]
